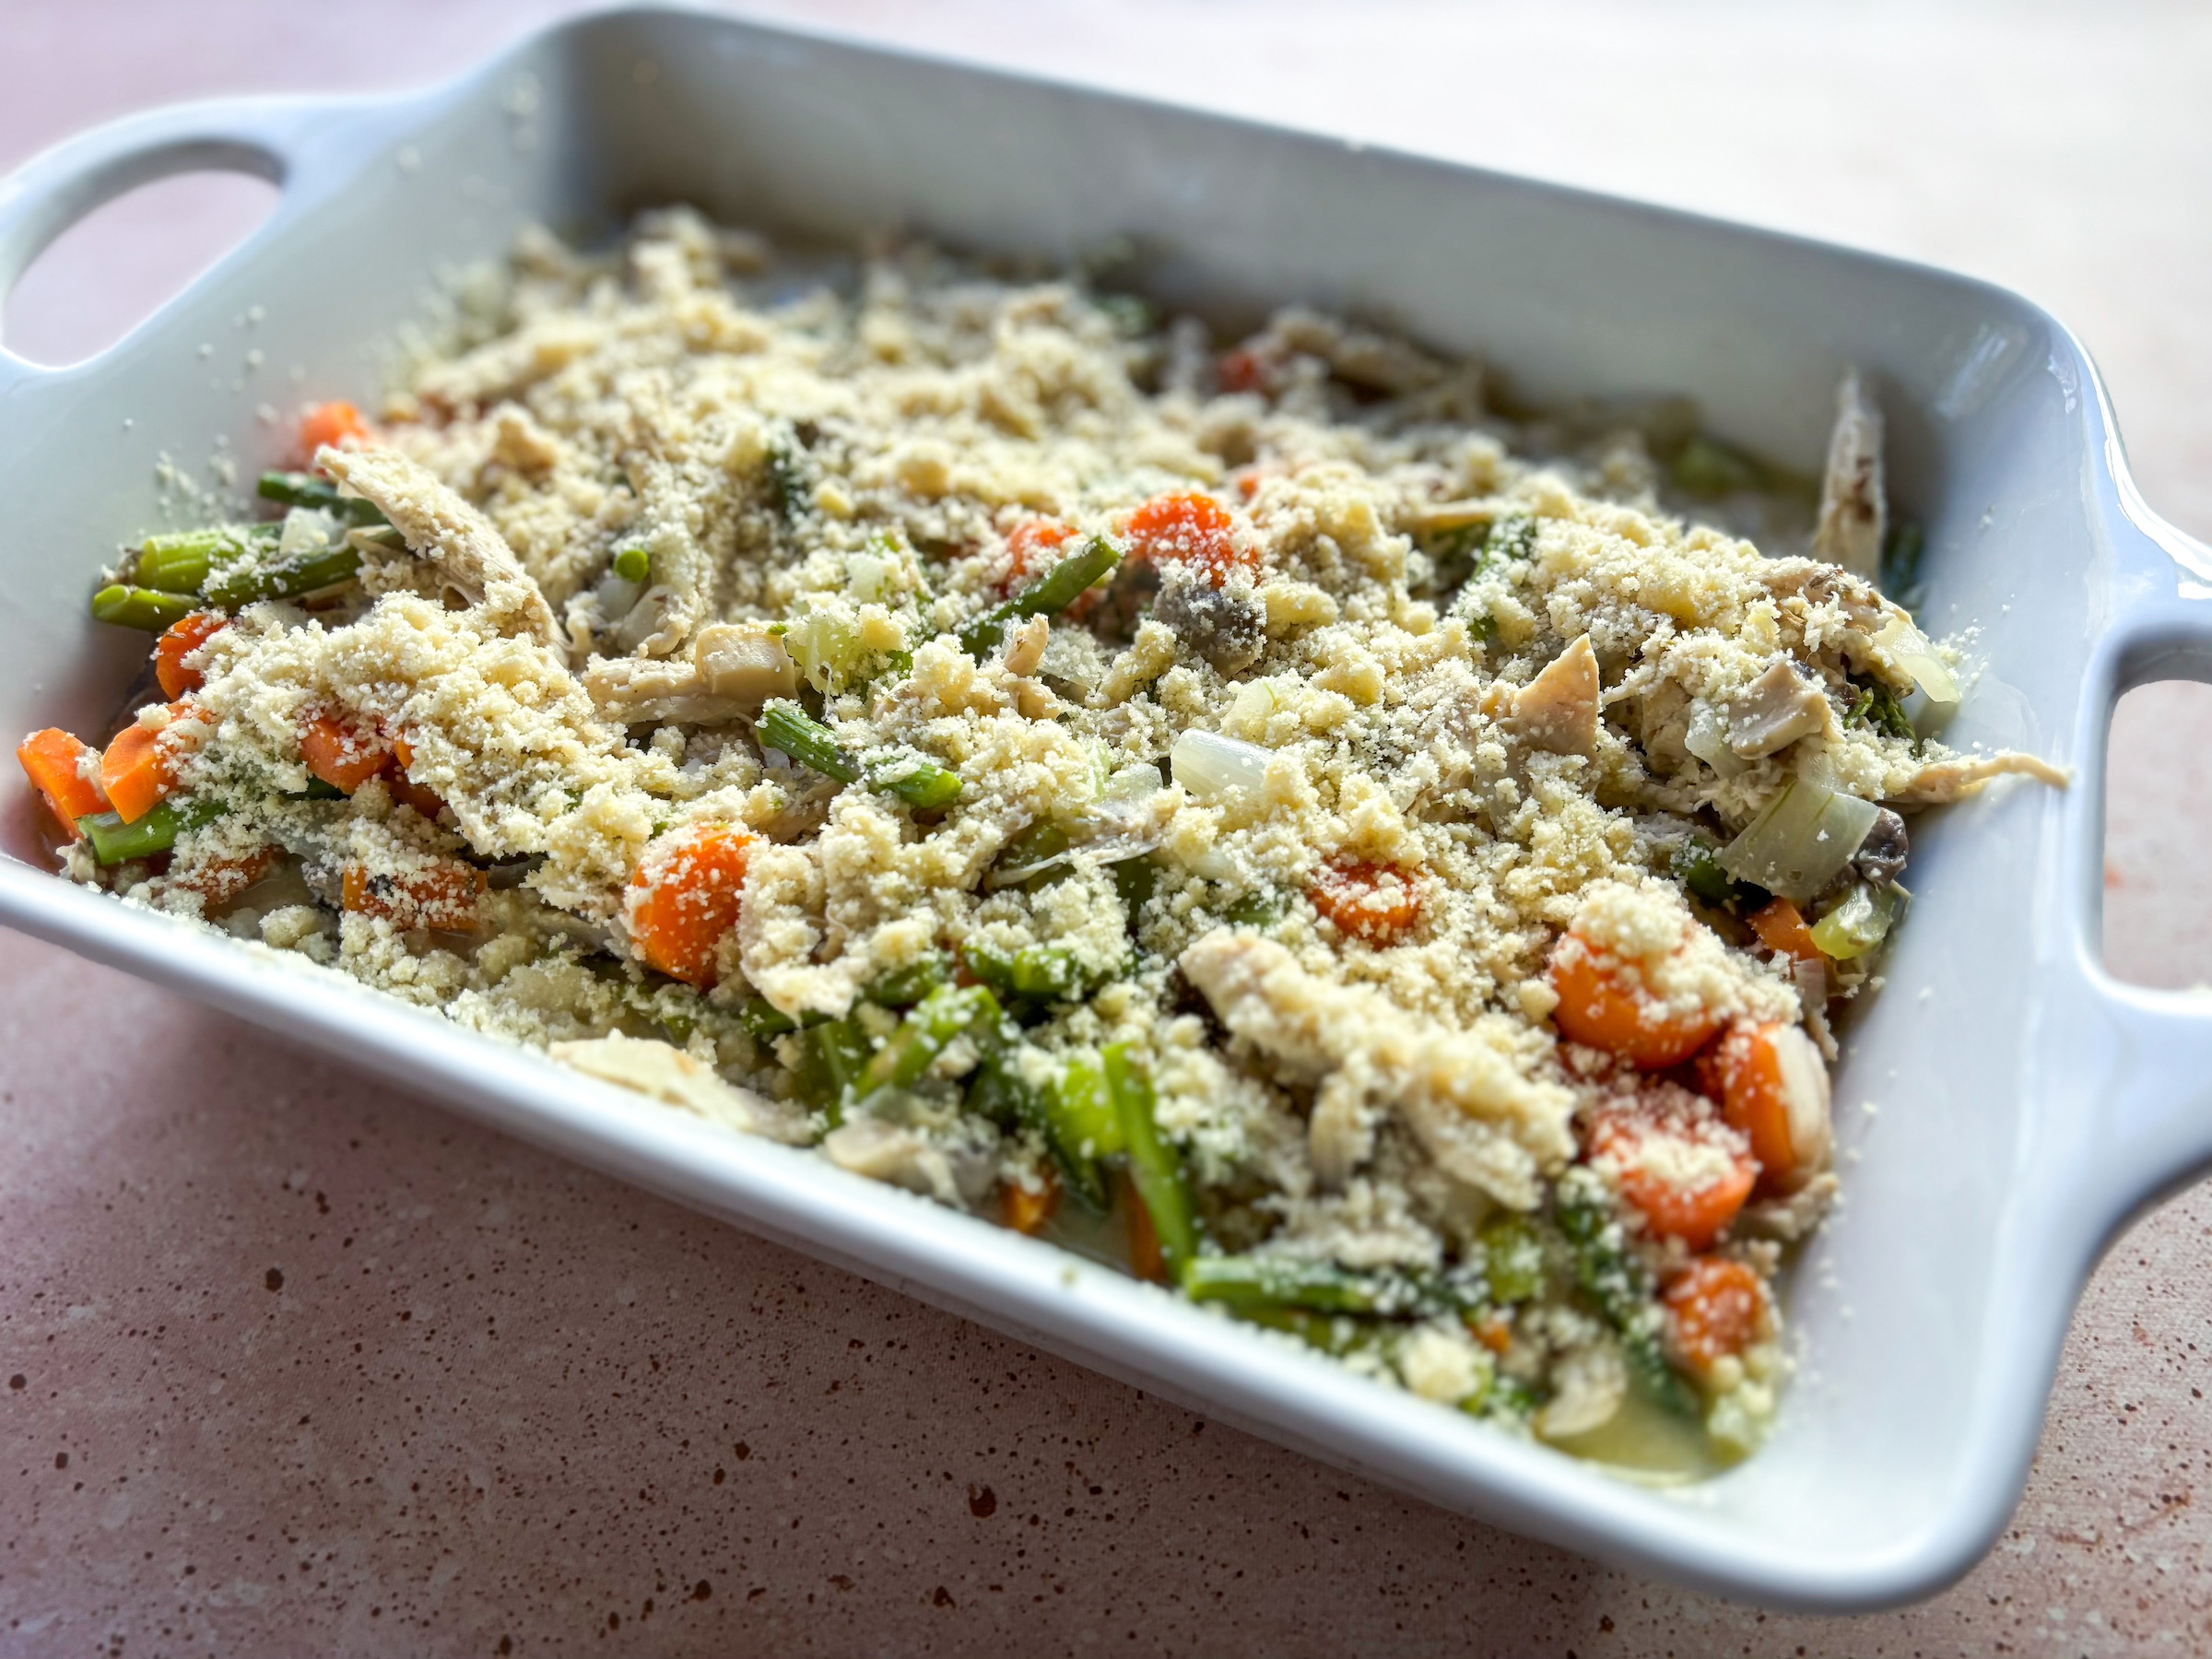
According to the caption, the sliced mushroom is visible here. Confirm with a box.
[549,1032,810,1144]
[1853,806,1910,887]
[1812,370,1885,581]
[1727,659,1830,759]
[319,444,565,658]
[1510,633,1600,757]
[1156,574,1265,674]
[693,621,799,706]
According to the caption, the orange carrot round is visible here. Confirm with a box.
[1664,1256,1769,1379]
[300,400,371,459]
[1587,1093,1756,1251]
[17,728,109,837]
[299,712,392,794]
[173,847,278,909]
[1307,860,1420,946]
[1001,1169,1061,1236]
[100,703,198,825]
[1747,898,1823,964]
[1547,924,1724,1068]
[341,859,486,932]
[153,612,229,700]
[1711,1018,1831,1195]
[625,823,757,988]
[1124,492,1253,588]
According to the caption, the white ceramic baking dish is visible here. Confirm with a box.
[4,5,2208,1612]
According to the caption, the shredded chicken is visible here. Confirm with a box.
[1511,633,1601,757]
[1889,750,2072,805]
[549,1032,809,1143]
[1812,370,1885,581]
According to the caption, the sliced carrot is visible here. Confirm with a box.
[17,728,109,837]
[625,823,757,988]
[1307,860,1420,946]
[1468,1312,1514,1357]
[1216,347,1273,394]
[1547,924,1724,1069]
[173,847,278,909]
[384,768,447,822]
[341,859,486,932]
[299,712,393,794]
[1709,1018,1830,1195]
[1001,1168,1061,1236]
[100,703,197,825]
[1124,492,1254,588]
[153,612,230,700]
[1001,518,1076,591]
[1121,1167,1166,1283]
[300,400,371,458]
[1747,898,1822,964]
[1663,1257,1769,1379]
[1587,1092,1756,1252]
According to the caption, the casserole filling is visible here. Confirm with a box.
[24,209,2064,1474]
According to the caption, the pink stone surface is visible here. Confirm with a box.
[5,4,2212,1653]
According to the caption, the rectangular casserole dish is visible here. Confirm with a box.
[3,6,2209,1612]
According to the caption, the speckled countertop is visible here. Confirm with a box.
[5,3,2211,1653]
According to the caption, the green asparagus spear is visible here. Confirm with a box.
[134,525,276,594]
[1105,1043,1195,1276]
[1477,1212,1547,1305]
[200,541,363,608]
[859,984,1003,1094]
[1554,1170,1700,1418]
[1181,1253,1382,1315]
[734,996,799,1042]
[793,1018,870,1127]
[1041,1052,1124,1209]
[76,797,224,865]
[256,471,387,526]
[90,584,199,632]
[958,535,1121,656]
[864,953,948,1008]
[756,700,962,809]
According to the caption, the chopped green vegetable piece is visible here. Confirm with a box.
[90,584,198,632]
[76,797,223,865]
[860,984,1002,1094]
[1111,855,1158,915]
[756,700,961,809]
[1041,1052,1124,1208]
[1222,888,1288,928]
[200,540,363,608]
[1809,881,1898,960]
[134,525,277,594]
[865,954,948,1008]
[282,778,347,803]
[1007,945,1082,1001]
[995,818,1070,875]
[765,436,812,522]
[1478,1212,1547,1305]
[793,1019,869,1127]
[610,543,652,583]
[1182,1253,1383,1315]
[958,535,1121,656]
[964,1053,1032,1133]
[1846,678,1918,745]
[735,997,799,1042]
[1716,779,1879,905]
[1670,435,1764,497]
[1670,841,1737,910]
[1105,1043,1195,1276]
[1554,1171,1700,1418]
[256,471,387,526]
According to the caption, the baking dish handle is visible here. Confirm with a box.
[2067,475,2212,1230]
[0,94,376,368]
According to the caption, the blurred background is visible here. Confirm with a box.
[3,3,2208,1653]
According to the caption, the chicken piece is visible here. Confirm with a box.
[1178,930,1575,1208]
[1510,633,1601,757]
[1726,659,1830,759]
[607,455,713,659]
[821,1115,960,1206]
[1813,370,1885,581]
[1535,1337,1628,1441]
[1001,614,1049,678]
[1888,750,2071,805]
[581,655,749,726]
[1307,1070,1380,1190]
[320,445,565,657]
[1735,1171,1841,1242]
[694,622,800,706]
[549,1032,810,1144]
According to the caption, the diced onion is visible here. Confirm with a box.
[1873,615,1959,705]
[1717,779,1879,903]
[1684,701,1749,778]
[1808,882,1897,959]
[1103,763,1163,803]
[1171,728,1271,799]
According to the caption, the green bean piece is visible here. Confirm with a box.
[958,535,1121,656]
[1232,1305,1395,1362]
[860,984,1002,1094]
[1041,1053,1124,1209]
[1007,944,1082,1002]
[1105,1044,1195,1277]
[1669,841,1737,911]
[1222,888,1288,929]
[964,1053,1032,1133]
[134,526,274,594]
[89,584,198,631]
[793,1019,870,1127]
[757,700,962,810]
[1111,855,1158,915]
[610,543,653,583]
[76,797,223,865]
[1478,1212,1547,1305]
[200,542,363,608]
[735,997,799,1042]
[255,471,387,526]
[281,778,347,803]
[959,938,1017,997]
[766,438,813,523]
[865,953,948,1008]
[1181,1254,1382,1315]
[1554,1171,1700,1418]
